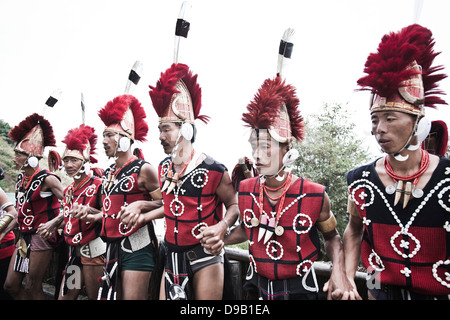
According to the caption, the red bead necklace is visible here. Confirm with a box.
[383,150,430,207]
[384,150,430,184]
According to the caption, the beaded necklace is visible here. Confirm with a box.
[349,166,450,285]
[255,173,293,242]
[384,150,430,208]
[21,167,41,190]
[65,174,92,205]
[104,156,137,191]
[162,149,195,194]
[65,174,93,234]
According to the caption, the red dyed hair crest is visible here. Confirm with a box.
[149,63,209,124]
[98,94,148,142]
[62,124,98,163]
[357,24,447,115]
[9,113,56,157]
[242,75,304,143]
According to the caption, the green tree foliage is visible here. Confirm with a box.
[0,120,17,192]
[292,103,373,238]
[0,120,13,145]
[0,135,17,192]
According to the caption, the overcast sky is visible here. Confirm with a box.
[0,0,449,172]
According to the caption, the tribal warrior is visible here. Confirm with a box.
[344,24,450,300]
[224,29,351,300]
[72,94,162,300]
[5,112,64,299]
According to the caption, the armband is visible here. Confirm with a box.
[347,196,360,217]
[317,212,337,233]
[0,202,14,211]
[149,188,162,200]
[221,219,231,236]
[0,214,13,234]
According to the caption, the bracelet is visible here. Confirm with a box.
[0,202,13,211]
[221,219,230,236]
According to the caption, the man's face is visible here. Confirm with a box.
[158,122,180,155]
[102,130,117,158]
[249,129,286,176]
[13,151,28,170]
[63,156,83,177]
[371,111,416,154]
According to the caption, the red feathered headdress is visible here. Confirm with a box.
[8,113,56,157]
[242,75,304,143]
[149,63,209,124]
[357,24,447,116]
[98,94,148,142]
[62,124,98,163]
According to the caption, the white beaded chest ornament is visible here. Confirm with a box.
[161,161,210,239]
[64,184,97,244]
[102,165,139,235]
[16,174,45,230]
[243,192,316,277]
[348,168,450,288]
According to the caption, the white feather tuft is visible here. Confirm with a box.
[81,92,85,124]
[413,0,424,24]
[41,88,62,116]
[277,28,295,79]
[124,60,143,94]
[173,1,192,64]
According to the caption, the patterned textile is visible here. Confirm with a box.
[346,157,450,296]
[15,170,61,234]
[244,267,319,300]
[238,176,324,281]
[63,175,102,246]
[97,242,119,300]
[158,155,226,252]
[100,158,151,240]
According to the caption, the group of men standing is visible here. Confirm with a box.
[0,20,449,301]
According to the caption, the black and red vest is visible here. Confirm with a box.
[346,157,450,296]
[0,230,15,260]
[158,155,226,252]
[101,157,151,241]
[63,175,102,246]
[238,176,325,280]
[15,170,61,234]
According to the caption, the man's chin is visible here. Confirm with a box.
[257,167,278,177]
[104,149,114,158]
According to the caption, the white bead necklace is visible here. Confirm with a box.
[250,192,307,222]
[169,167,209,217]
[349,177,450,259]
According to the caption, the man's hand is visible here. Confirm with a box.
[196,222,227,255]
[70,203,100,223]
[117,202,143,229]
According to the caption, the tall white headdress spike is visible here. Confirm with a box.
[81,92,86,124]
[277,28,295,79]
[173,1,192,64]
[413,0,424,24]
[124,60,143,94]
[41,88,62,117]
